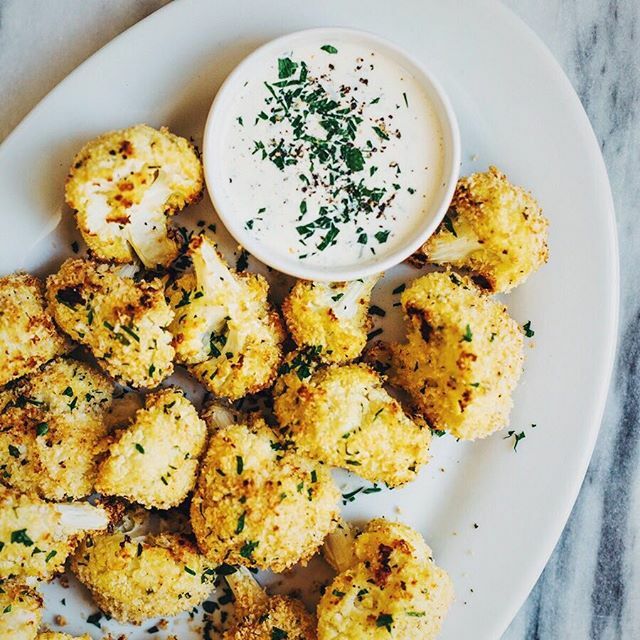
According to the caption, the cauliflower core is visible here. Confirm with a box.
[224,567,317,640]
[190,419,339,572]
[416,166,549,293]
[65,124,203,268]
[318,519,453,640]
[282,277,379,364]
[46,259,174,388]
[0,487,108,580]
[390,272,524,440]
[0,273,68,387]
[0,358,115,499]
[96,387,207,509]
[167,236,284,400]
[0,582,42,640]
[274,363,431,487]
[71,530,215,623]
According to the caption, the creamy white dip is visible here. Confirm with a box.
[218,39,444,268]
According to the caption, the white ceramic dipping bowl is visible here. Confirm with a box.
[203,27,460,281]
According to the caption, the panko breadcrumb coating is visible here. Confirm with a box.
[390,272,524,440]
[0,582,42,640]
[318,519,453,640]
[65,124,203,268]
[0,487,108,580]
[0,358,115,499]
[190,418,339,572]
[71,530,215,623]
[95,387,207,509]
[46,259,174,388]
[0,273,68,387]
[223,567,316,640]
[274,362,431,487]
[282,277,379,364]
[167,236,284,400]
[415,166,549,293]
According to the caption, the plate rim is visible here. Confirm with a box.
[0,0,620,636]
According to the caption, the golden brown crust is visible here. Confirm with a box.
[0,273,68,387]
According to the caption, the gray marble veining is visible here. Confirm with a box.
[1,1,638,638]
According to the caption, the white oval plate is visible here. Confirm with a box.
[0,1,618,639]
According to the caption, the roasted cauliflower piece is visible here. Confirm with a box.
[318,519,453,640]
[0,273,68,387]
[0,358,115,499]
[274,362,431,487]
[0,487,108,580]
[190,414,339,572]
[223,566,317,640]
[415,166,549,293]
[65,124,203,268]
[0,582,42,640]
[282,277,379,364]
[95,387,207,509]
[167,236,284,400]
[70,513,215,623]
[389,272,524,440]
[46,259,174,388]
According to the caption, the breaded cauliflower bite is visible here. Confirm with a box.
[0,582,42,640]
[71,528,215,623]
[274,362,431,487]
[0,358,115,499]
[46,259,174,387]
[0,273,68,387]
[223,567,317,640]
[390,272,524,440]
[96,387,207,509]
[318,519,453,640]
[415,166,549,293]
[282,277,379,364]
[167,236,284,400]
[65,124,203,268]
[0,487,108,580]
[190,417,339,572]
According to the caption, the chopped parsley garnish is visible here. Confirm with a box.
[236,455,244,474]
[8,445,20,458]
[11,529,33,546]
[523,320,535,337]
[35,422,48,437]
[376,613,393,632]
[320,44,338,54]
[62,386,74,397]
[369,305,386,317]
[392,283,406,295]
[272,629,288,640]
[278,57,298,78]
[135,443,145,454]
[504,430,526,451]
[236,249,249,271]
[375,230,390,244]
[239,540,259,559]
[235,512,246,534]
[71,240,79,253]
[86,612,102,628]
[443,214,457,237]
[462,324,473,342]
[184,565,196,575]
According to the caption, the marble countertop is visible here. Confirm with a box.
[1,1,637,637]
